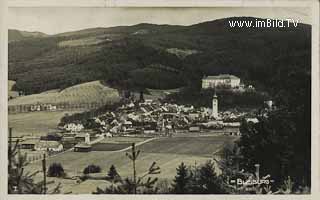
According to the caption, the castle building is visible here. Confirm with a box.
[202,74,241,89]
[212,94,218,119]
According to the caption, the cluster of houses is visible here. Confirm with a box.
[59,95,254,140]
[30,103,57,112]
[15,74,269,155]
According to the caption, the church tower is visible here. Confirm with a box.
[212,93,218,119]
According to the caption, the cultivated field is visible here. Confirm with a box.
[8,81,120,106]
[138,136,232,156]
[92,136,149,151]
[8,111,81,137]
[25,135,236,194]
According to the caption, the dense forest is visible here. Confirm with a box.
[9,17,310,96]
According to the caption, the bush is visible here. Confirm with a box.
[83,164,101,174]
[47,163,65,177]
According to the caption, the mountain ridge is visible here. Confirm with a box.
[8,17,311,95]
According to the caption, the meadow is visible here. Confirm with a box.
[25,135,236,193]
[8,111,81,137]
[8,81,120,106]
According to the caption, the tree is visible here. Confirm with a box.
[8,128,61,194]
[107,164,120,181]
[47,163,65,177]
[83,164,101,174]
[94,143,160,194]
[197,161,226,194]
[239,106,310,190]
[156,179,171,194]
[125,143,160,194]
[171,162,191,194]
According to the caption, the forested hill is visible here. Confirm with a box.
[9,29,48,42]
[9,17,311,95]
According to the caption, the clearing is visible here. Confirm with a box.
[8,111,81,137]
[8,81,120,106]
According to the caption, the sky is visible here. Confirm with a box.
[8,7,311,35]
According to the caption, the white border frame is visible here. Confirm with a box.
[1,0,319,200]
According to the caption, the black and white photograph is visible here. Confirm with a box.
[1,1,319,197]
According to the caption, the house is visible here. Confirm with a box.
[202,74,241,89]
[188,112,200,120]
[201,121,224,129]
[40,133,62,141]
[189,126,201,132]
[264,100,274,110]
[223,122,241,136]
[35,141,63,152]
[64,123,84,132]
[245,118,259,124]
[61,136,77,150]
[143,121,158,134]
[74,143,92,152]
[75,133,91,144]
[30,104,41,112]
[19,139,38,150]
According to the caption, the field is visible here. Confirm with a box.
[8,111,81,137]
[8,81,120,106]
[26,135,236,194]
[138,136,232,156]
[92,136,149,151]
[144,88,181,100]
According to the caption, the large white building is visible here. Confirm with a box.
[202,74,241,89]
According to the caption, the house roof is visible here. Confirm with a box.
[75,143,92,148]
[36,141,61,148]
[203,74,240,80]
[75,133,90,137]
[20,139,38,145]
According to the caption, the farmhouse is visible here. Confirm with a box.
[35,141,63,152]
[19,139,38,150]
[202,74,241,89]
[75,133,91,144]
[223,122,241,136]
[61,136,77,150]
[189,126,201,132]
[74,143,92,152]
[64,123,84,132]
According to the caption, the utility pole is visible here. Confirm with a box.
[8,128,12,172]
[42,154,47,194]
[133,144,137,194]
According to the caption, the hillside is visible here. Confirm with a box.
[8,29,47,42]
[8,81,120,106]
[8,17,311,99]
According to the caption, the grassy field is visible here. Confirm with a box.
[92,136,149,151]
[92,143,132,151]
[8,111,81,137]
[97,136,148,144]
[25,135,236,193]
[8,81,120,106]
[138,136,232,156]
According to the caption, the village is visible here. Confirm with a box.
[11,74,271,163]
